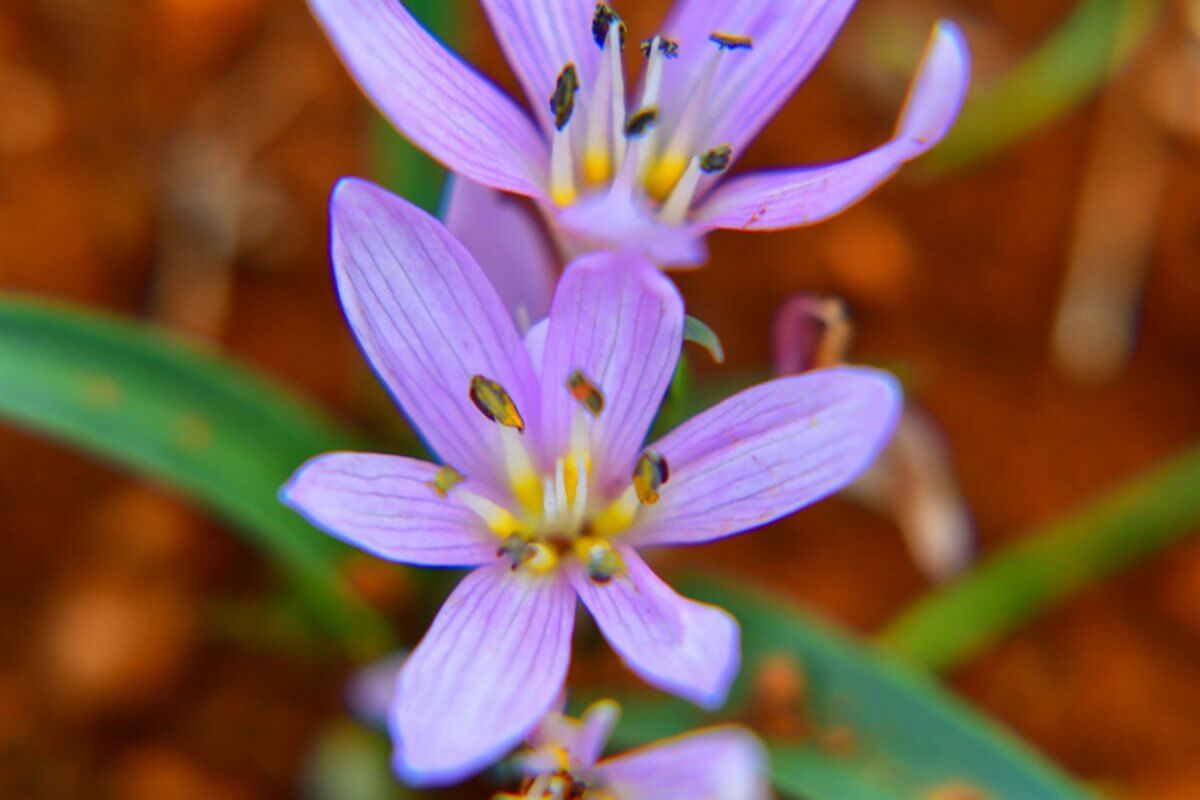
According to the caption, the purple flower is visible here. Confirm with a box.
[497,700,770,799]
[308,0,971,267]
[281,177,900,784]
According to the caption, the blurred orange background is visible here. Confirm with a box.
[1,0,1199,796]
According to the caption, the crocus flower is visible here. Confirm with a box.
[308,0,971,267]
[281,177,899,784]
[496,700,770,800]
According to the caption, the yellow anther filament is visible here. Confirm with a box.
[583,147,612,185]
[501,426,543,515]
[551,125,578,207]
[523,541,558,573]
[562,456,581,509]
[590,485,638,537]
[659,155,702,224]
[645,151,690,202]
[460,491,530,537]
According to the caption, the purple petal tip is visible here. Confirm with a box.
[897,19,972,151]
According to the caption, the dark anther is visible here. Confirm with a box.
[640,37,680,59]
[470,375,527,431]
[710,32,754,51]
[592,3,627,49]
[549,63,580,131]
[633,450,669,505]
[625,107,659,138]
[567,370,605,417]
[700,144,733,173]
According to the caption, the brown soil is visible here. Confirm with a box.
[1,0,1198,796]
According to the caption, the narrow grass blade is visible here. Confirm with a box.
[880,445,1200,671]
[0,295,391,652]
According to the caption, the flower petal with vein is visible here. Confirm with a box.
[497,700,770,800]
[281,178,900,785]
[309,0,971,267]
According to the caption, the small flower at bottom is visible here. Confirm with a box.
[496,700,771,800]
[281,178,900,785]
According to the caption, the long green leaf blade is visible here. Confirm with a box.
[606,576,1086,799]
[0,295,390,651]
[880,445,1200,671]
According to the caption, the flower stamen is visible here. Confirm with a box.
[700,143,733,173]
[659,144,732,224]
[550,64,581,206]
[646,34,749,201]
[470,374,527,432]
[591,3,625,50]
[606,19,628,170]
[426,464,465,497]
[634,35,673,182]
[632,449,669,505]
[709,32,754,51]
[576,537,624,583]
[624,107,659,138]
[567,370,605,417]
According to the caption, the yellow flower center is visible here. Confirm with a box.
[442,373,670,582]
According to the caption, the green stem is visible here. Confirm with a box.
[369,0,461,211]
[879,445,1200,670]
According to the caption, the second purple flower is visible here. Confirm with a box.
[282,178,899,784]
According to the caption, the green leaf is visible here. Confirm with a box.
[880,444,1200,671]
[923,0,1164,176]
[0,295,391,653]
[306,723,420,800]
[605,575,1087,800]
[683,315,726,364]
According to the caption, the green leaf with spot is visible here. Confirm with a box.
[602,575,1088,800]
[0,295,391,653]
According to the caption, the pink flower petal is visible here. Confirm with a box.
[696,22,971,231]
[597,726,770,800]
[632,368,901,547]
[309,0,548,198]
[539,252,684,492]
[479,0,601,134]
[392,562,576,785]
[281,452,497,566]
[443,176,557,327]
[571,548,739,709]
[331,178,541,493]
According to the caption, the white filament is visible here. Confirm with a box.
[636,36,669,179]
[606,22,628,169]
[660,47,723,163]
[550,122,577,205]
[659,155,703,223]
